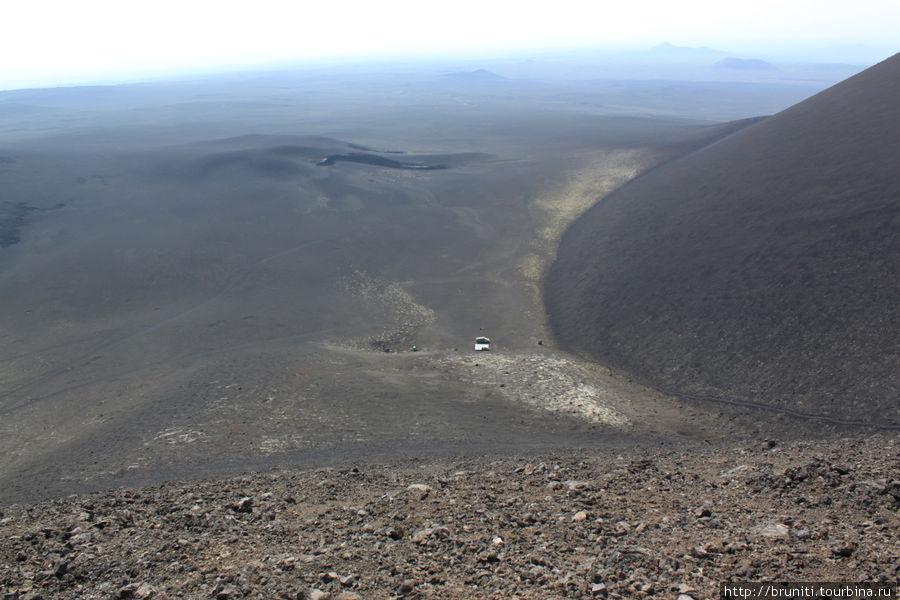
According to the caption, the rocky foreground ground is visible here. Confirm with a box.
[1,435,898,600]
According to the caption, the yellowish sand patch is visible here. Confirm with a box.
[518,149,651,282]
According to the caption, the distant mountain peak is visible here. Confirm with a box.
[444,69,505,81]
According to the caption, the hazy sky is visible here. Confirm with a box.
[2,0,898,90]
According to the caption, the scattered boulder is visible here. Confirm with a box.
[231,497,253,513]
[404,484,432,500]
[754,523,791,540]
[831,542,857,557]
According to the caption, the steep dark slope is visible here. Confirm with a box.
[546,53,900,427]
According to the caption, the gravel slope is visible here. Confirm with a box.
[2,435,897,599]
[546,53,900,426]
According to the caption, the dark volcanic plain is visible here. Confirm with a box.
[0,70,798,503]
[1,59,898,598]
[547,53,900,428]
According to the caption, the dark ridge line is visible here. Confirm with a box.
[660,387,900,430]
[611,116,768,190]
[316,153,447,170]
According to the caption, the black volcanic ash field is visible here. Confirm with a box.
[0,70,845,501]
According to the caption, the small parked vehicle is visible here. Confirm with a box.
[474,336,491,351]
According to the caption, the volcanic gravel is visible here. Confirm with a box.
[2,435,898,600]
